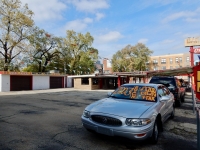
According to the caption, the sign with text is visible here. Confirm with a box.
[193,65,200,100]
[190,47,200,54]
[185,37,200,47]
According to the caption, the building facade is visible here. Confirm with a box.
[147,52,190,71]
[103,58,113,73]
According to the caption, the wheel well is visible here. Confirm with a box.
[156,114,163,132]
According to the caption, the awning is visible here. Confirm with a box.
[147,67,193,77]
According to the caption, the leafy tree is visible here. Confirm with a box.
[0,0,34,71]
[27,27,62,72]
[112,43,153,72]
[63,30,97,74]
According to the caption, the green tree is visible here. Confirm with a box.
[27,27,62,72]
[0,0,34,71]
[63,30,97,74]
[112,43,153,72]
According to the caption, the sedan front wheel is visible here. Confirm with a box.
[150,120,159,144]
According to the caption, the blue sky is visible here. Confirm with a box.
[21,0,200,60]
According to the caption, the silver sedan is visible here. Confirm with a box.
[81,83,175,144]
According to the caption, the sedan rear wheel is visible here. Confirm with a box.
[176,98,181,107]
[170,106,175,119]
[151,120,159,144]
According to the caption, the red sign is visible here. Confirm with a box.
[193,47,200,54]
[193,64,200,101]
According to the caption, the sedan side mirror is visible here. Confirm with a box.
[160,96,169,101]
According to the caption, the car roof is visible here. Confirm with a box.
[122,83,164,88]
[151,76,177,79]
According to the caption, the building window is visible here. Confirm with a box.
[153,66,158,70]
[92,78,98,85]
[161,58,166,64]
[161,66,166,70]
[175,66,179,68]
[186,56,190,62]
[169,58,173,64]
[175,57,179,63]
[179,57,182,63]
[81,78,89,85]
[170,66,173,69]
[153,59,158,64]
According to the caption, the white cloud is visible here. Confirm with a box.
[162,7,200,24]
[97,31,123,43]
[138,38,148,44]
[64,18,93,32]
[95,13,105,21]
[162,11,195,23]
[21,0,67,22]
[83,18,93,23]
[68,0,109,13]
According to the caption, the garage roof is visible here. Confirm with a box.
[147,66,193,77]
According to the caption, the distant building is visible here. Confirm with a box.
[103,58,112,73]
[147,52,190,71]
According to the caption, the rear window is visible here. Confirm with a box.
[110,85,157,102]
[149,77,176,88]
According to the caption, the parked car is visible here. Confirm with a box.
[149,76,186,107]
[81,83,175,144]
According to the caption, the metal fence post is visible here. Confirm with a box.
[197,107,200,150]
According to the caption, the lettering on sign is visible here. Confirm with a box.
[185,37,200,47]
[194,48,200,54]
[113,86,156,101]
[140,86,156,101]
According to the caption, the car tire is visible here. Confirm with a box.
[175,98,181,107]
[181,94,185,102]
[170,105,175,119]
[150,119,159,144]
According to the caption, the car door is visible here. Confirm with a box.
[158,85,170,122]
[157,86,168,121]
[163,86,174,118]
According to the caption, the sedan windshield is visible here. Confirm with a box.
[110,85,157,102]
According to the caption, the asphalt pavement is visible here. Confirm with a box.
[0,88,198,150]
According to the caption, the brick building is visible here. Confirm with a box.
[101,53,191,73]
[147,52,190,71]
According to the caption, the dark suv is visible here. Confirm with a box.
[149,76,185,107]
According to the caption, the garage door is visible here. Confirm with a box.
[10,76,32,91]
[50,77,64,89]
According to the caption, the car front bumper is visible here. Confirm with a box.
[81,116,154,140]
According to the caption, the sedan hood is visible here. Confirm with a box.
[86,98,155,118]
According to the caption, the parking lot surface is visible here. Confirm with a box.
[0,88,197,150]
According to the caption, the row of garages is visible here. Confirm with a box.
[10,76,64,91]
[0,74,73,92]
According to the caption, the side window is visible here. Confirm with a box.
[158,86,164,97]
[163,87,170,95]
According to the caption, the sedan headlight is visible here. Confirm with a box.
[83,110,90,118]
[125,118,151,126]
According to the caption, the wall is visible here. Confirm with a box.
[149,52,190,70]
[103,58,112,73]
[67,77,73,87]
[33,75,49,90]
[74,78,92,90]
[0,74,10,92]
